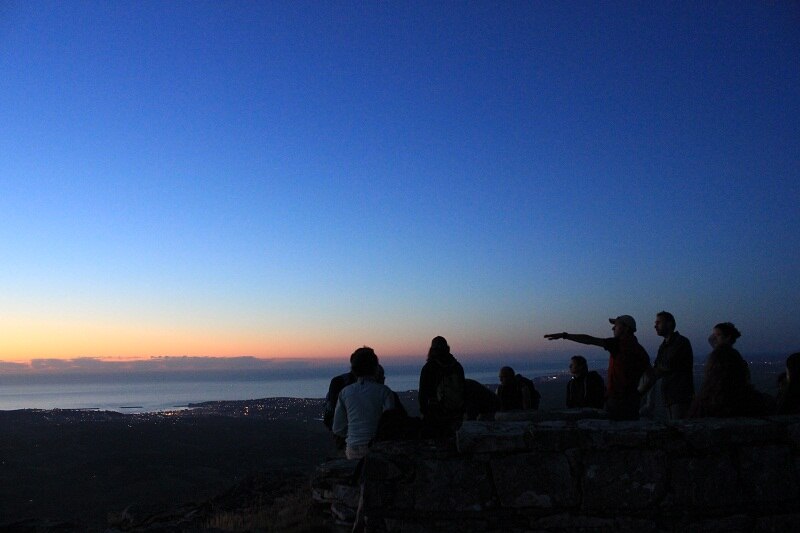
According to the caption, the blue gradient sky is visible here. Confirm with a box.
[1,1,799,366]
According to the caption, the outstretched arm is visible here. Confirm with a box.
[544,332,607,347]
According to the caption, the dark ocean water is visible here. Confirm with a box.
[0,354,785,413]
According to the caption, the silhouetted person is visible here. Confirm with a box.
[690,322,764,418]
[418,336,465,434]
[323,360,356,431]
[497,366,540,411]
[374,364,408,418]
[776,352,800,415]
[653,311,694,420]
[464,379,500,420]
[566,355,605,409]
[545,315,651,420]
[332,347,396,459]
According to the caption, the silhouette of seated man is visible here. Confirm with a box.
[566,355,605,409]
[497,366,540,411]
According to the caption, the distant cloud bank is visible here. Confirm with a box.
[0,356,335,375]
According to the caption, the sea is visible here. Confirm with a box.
[0,360,577,414]
[1,354,785,414]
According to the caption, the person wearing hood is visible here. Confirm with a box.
[418,336,466,431]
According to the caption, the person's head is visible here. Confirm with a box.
[708,322,741,349]
[609,315,636,338]
[786,352,800,384]
[654,311,676,337]
[374,364,386,384]
[427,336,451,362]
[350,346,379,377]
[569,355,588,375]
[498,366,515,385]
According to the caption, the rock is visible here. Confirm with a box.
[581,449,667,511]
[457,421,531,453]
[491,452,577,508]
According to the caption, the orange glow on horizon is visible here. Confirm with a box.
[0,318,548,364]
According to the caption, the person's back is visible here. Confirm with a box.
[605,334,651,419]
[691,345,750,418]
[335,378,395,449]
[419,336,465,430]
[332,347,395,459]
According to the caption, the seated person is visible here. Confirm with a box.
[464,378,500,420]
[777,352,800,415]
[497,366,540,411]
[332,347,396,459]
[322,364,356,430]
[566,355,605,409]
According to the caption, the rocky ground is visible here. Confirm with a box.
[0,399,335,531]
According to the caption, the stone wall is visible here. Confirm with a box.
[312,411,800,532]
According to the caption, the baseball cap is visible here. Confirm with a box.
[609,315,637,332]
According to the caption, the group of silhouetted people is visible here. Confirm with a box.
[548,312,800,421]
[322,325,798,533]
[323,320,800,459]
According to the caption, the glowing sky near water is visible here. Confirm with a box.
[1,2,799,367]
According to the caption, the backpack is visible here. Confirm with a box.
[516,374,541,410]
[436,367,465,415]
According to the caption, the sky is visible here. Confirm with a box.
[1,1,799,370]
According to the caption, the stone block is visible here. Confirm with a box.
[674,418,783,450]
[582,449,667,511]
[576,419,670,449]
[686,514,753,533]
[528,420,587,451]
[332,483,360,507]
[786,421,800,449]
[457,421,531,453]
[669,452,741,509]
[314,457,360,481]
[364,452,405,481]
[534,513,615,530]
[738,445,799,504]
[533,514,657,532]
[546,408,608,421]
[330,502,356,522]
[408,458,495,512]
[753,513,800,533]
[490,452,577,508]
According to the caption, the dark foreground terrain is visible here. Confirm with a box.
[0,399,334,531]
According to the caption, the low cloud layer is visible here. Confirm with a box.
[2,356,332,375]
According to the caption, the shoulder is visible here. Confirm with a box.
[674,332,692,347]
[337,382,356,400]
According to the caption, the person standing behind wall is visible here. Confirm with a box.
[419,336,466,434]
[545,315,651,420]
[653,311,694,420]
[497,366,540,411]
[566,355,605,409]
